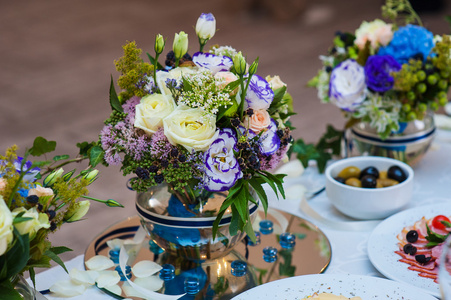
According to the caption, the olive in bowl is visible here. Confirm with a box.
[325,156,414,220]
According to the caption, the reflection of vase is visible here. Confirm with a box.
[11,275,36,299]
[346,113,435,166]
[136,184,258,261]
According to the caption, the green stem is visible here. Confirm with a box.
[238,77,246,119]
[43,157,87,176]
[175,58,180,67]
[153,53,160,83]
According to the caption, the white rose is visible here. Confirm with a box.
[265,75,287,90]
[163,106,219,152]
[134,94,176,135]
[12,207,50,238]
[0,196,13,256]
[156,67,198,96]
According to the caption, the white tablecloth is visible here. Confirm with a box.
[32,129,451,299]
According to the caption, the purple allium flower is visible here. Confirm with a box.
[259,119,280,155]
[364,55,401,92]
[192,52,233,74]
[259,144,289,171]
[377,24,434,64]
[14,157,40,182]
[245,75,274,110]
[150,128,173,159]
[203,129,242,192]
[329,59,367,111]
[122,96,141,124]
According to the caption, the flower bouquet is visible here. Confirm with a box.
[0,137,122,299]
[309,0,451,139]
[99,13,293,241]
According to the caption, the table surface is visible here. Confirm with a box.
[32,129,451,299]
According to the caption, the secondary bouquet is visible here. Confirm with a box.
[99,13,294,238]
[0,137,122,299]
[309,0,451,139]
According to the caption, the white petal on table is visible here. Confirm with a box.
[285,184,307,200]
[49,279,87,297]
[275,159,305,177]
[132,260,162,278]
[96,270,121,288]
[122,282,149,299]
[69,268,98,285]
[85,255,115,271]
[106,238,125,250]
[134,275,164,291]
[104,284,122,295]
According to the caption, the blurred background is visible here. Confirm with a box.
[1,0,450,264]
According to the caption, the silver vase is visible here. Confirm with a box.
[346,113,436,166]
[136,184,258,261]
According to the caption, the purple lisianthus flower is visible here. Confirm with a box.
[192,52,233,74]
[377,24,434,64]
[259,119,280,155]
[245,75,274,110]
[204,129,242,192]
[364,55,401,93]
[14,157,40,182]
[329,59,367,111]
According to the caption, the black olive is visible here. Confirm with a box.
[359,166,379,180]
[406,230,418,243]
[415,254,432,264]
[387,165,407,183]
[403,243,417,255]
[334,177,346,184]
[361,175,377,188]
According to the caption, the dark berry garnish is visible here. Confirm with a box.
[161,159,169,168]
[136,167,150,179]
[154,174,164,184]
[231,118,241,127]
[148,165,159,174]
[26,195,39,204]
[403,243,417,255]
[37,203,43,211]
[171,148,179,158]
[246,108,254,116]
[178,154,186,162]
[325,66,333,73]
[361,175,377,188]
[406,230,419,243]
[276,130,284,138]
[47,210,56,221]
[50,222,57,231]
[415,254,431,264]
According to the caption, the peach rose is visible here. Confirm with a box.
[28,185,54,198]
[245,109,271,133]
[355,19,393,50]
[215,71,238,93]
[0,178,6,191]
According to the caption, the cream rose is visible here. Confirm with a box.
[0,196,13,256]
[266,75,287,90]
[12,207,50,238]
[245,109,271,133]
[28,185,54,198]
[156,67,198,96]
[355,19,393,50]
[134,94,176,135]
[214,71,238,91]
[163,106,219,152]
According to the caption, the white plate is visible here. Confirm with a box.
[368,203,451,298]
[232,274,436,299]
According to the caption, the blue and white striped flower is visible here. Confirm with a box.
[192,52,233,75]
[329,59,367,111]
[259,119,280,155]
[195,13,216,41]
[204,129,242,192]
[245,75,274,110]
[14,157,40,182]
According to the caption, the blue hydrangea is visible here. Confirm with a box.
[377,24,434,64]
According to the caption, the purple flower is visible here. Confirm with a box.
[192,52,233,74]
[203,129,242,192]
[259,119,280,155]
[14,157,40,182]
[329,59,367,111]
[364,55,401,92]
[245,75,274,110]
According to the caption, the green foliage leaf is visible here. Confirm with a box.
[260,171,285,199]
[224,79,241,93]
[182,76,193,93]
[0,229,30,281]
[248,178,268,214]
[44,249,69,273]
[425,223,448,247]
[109,75,124,113]
[278,249,296,277]
[31,160,53,168]
[146,52,164,69]
[12,217,33,224]
[50,246,73,255]
[77,141,97,157]
[53,155,70,162]
[0,280,22,300]
[88,146,104,167]
[29,137,57,157]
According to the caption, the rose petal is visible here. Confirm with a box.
[134,275,164,292]
[132,260,162,278]
[69,268,98,285]
[85,255,114,271]
[275,159,304,178]
[96,270,121,288]
[104,284,122,295]
[106,238,124,251]
[49,280,87,297]
[122,282,148,298]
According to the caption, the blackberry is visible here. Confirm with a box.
[325,66,333,73]
[148,165,159,174]
[26,195,39,204]
[276,130,284,138]
[330,47,337,55]
[136,167,150,179]
[178,154,187,162]
[154,174,164,184]
[171,148,179,158]
[237,157,244,165]
[249,155,258,165]
[161,159,169,168]
[246,108,254,116]
[172,162,179,169]
[244,173,252,180]
[37,203,43,211]
[231,118,241,127]
[47,210,56,221]
[50,222,57,231]
[165,51,193,68]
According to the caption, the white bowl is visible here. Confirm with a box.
[325,156,414,220]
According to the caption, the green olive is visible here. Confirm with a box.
[345,177,362,187]
[337,166,361,180]
[377,178,399,187]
